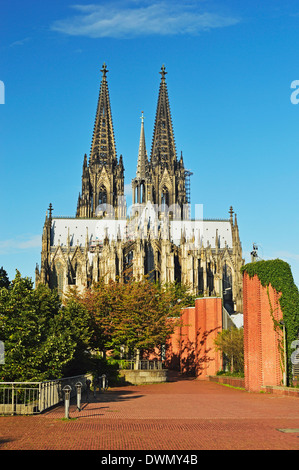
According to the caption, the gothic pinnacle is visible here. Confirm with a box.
[160,64,167,80]
[136,111,148,180]
[101,62,108,78]
[151,65,176,166]
[48,203,53,220]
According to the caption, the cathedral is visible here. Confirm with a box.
[36,63,244,313]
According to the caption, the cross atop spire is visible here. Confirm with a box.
[160,64,167,80]
[101,62,108,78]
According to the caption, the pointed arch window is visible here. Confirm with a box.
[99,186,107,205]
[140,182,145,203]
[54,261,64,296]
[161,186,169,207]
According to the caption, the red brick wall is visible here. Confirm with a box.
[165,297,222,379]
[243,272,283,392]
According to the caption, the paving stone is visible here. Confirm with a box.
[1,378,299,450]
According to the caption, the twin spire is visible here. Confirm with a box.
[150,64,177,168]
[89,62,117,166]
[132,64,187,213]
[78,63,187,217]
[91,62,177,174]
[136,64,178,177]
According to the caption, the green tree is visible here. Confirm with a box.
[214,327,244,374]
[60,298,95,376]
[163,280,196,308]
[0,271,94,381]
[0,267,10,289]
[65,277,188,360]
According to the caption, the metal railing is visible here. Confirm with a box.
[118,360,164,370]
[0,382,40,415]
[0,374,92,415]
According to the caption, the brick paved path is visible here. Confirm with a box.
[1,377,299,451]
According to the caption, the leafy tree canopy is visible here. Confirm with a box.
[0,271,94,381]
[65,278,194,358]
[0,270,195,381]
[0,267,10,289]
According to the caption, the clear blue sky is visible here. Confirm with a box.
[0,0,299,287]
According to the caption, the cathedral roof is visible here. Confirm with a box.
[50,215,233,250]
[51,218,127,247]
[170,219,233,249]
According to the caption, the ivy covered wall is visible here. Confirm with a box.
[241,259,299,384]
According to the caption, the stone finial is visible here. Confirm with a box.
[101,62,108,77]
[160,64,167,80]
[48,203,53,219]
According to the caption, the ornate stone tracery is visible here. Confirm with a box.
[36,65,244,313]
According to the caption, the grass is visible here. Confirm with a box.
[219,383,246,391]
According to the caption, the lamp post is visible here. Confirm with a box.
[62,385,72,419]
[101,374,107,391]
[75,382,82,412]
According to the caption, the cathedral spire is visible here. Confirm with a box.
[77,63,124,218]
[89,62,117,166]
[150,65,177,167]
[132,111,150,208]
[136,111,148,179]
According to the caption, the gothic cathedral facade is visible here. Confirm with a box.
[36,64,244,313]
